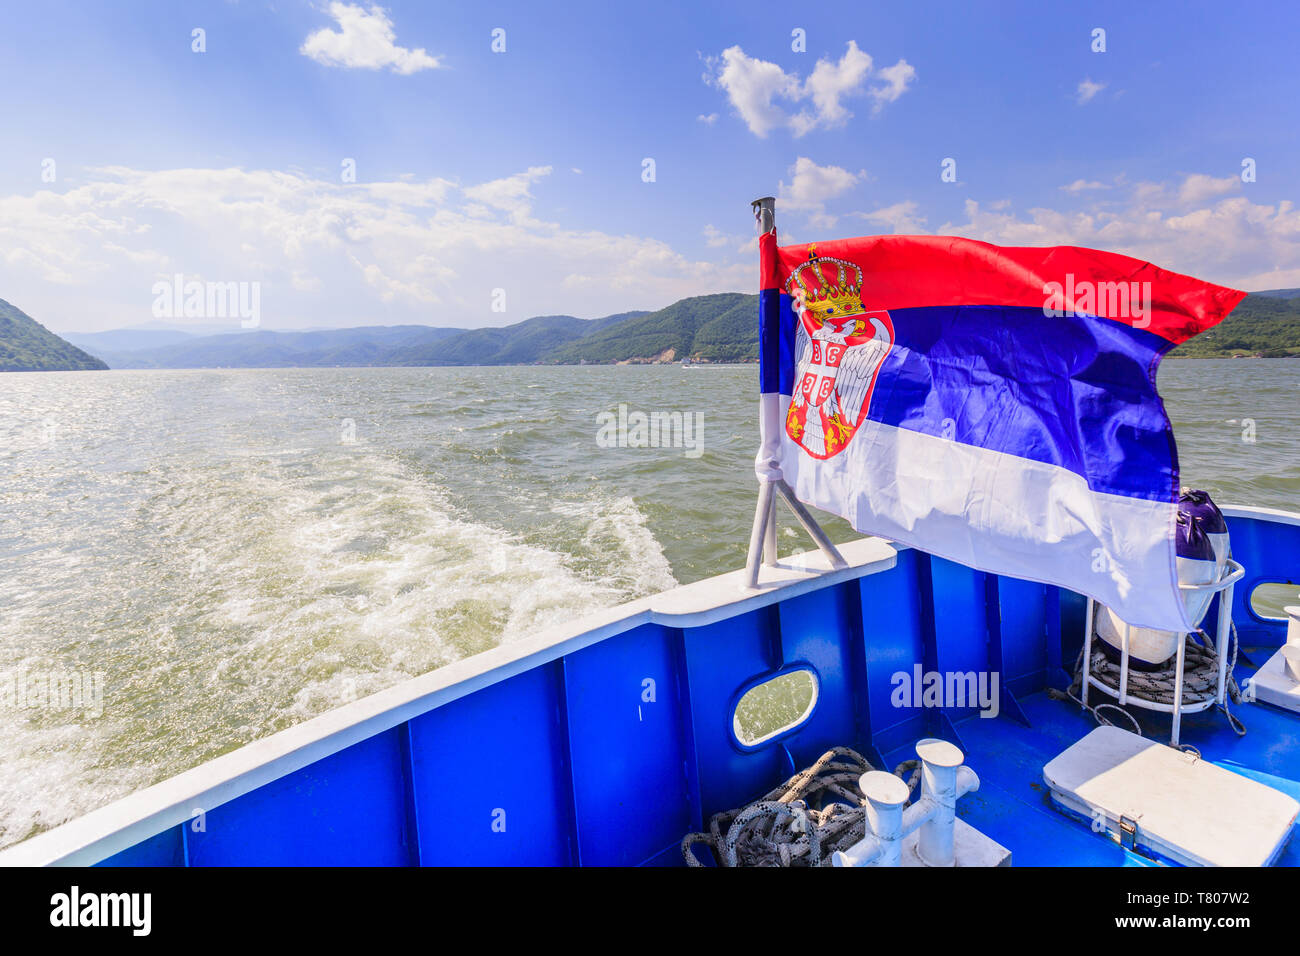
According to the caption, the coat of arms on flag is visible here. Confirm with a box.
[784,246,894,459]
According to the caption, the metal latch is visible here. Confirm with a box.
[1118,815,1138,851]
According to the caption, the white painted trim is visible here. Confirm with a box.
[0,537,896,867]
[1221,504,1300,528]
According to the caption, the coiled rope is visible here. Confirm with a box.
[1049,622,1246,737]
[681,747,920,867]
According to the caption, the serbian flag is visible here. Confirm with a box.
[755,230,1245,632]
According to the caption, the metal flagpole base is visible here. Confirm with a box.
[743,479,847,589]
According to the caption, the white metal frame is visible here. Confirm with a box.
[1080,559,1245,747]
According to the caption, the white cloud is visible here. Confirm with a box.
[766,173,1300,290]
[0,166,750,332]
[929,183,1300,291]
[708,42,915,138]
[778,157,862,228]
[697,112,718,125]
[1060,179,1109,193]
[702,224,730,247]
[1178,173,1239,204]
[462,166,552,224]
[870,60,918,110]
[301,3,442,74]
[709,47,800,137]
[793,41,874,134]
[856,200,926,234]
[1076,78,1106,104]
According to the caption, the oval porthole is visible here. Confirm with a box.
[732,667,819,748]
[1250,582,1299,621]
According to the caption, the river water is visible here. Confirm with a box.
[1,360,1297,847]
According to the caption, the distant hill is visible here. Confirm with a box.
[30,283,1290,372]
[1170,291,1300,358]
[385,312,646,366]
[0,299,109,372]
[1250,288,1300,300]
[89,311,652,369]
[99,325,465,369]
[62,328,202,355]
[547,294,756,364]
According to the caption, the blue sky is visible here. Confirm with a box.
[1,0,1297,332]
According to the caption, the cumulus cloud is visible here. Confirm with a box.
[697,112,718,125]
[707,42,916,137]
[1178,173,1239,204]
[462,166,552,224]
[855,200,926,234]
[927,179,1300,290]
[702,224,729,247]
[826,173,1299,288]
[778,157,862,228]
[301,3,442,74]
[0,166,750,332]
[1076,78,1106,104]
[1060,179,1110,193]
[871,61,918,109]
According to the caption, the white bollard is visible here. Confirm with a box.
[1286,605,1300,648]
[915,738,979,867]
[831,771,908,867]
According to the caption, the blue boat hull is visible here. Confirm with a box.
[4,506,1297,867]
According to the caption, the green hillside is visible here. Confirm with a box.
[387,312,645,366]
[16,284,1293,372]
[0,299,109,372]
[546,293,756,363]
[1170,290,1300,358]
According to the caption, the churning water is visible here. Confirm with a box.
[1,361,1297,847]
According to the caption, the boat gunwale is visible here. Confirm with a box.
[0,537,898,866]
[6,504,1293,867]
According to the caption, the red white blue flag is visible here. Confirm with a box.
[755,230,1245,632]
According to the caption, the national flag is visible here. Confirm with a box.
[755,230,1245,632]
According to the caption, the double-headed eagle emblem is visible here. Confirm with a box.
[785,246,894,459]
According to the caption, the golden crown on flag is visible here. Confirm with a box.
[787,245,865,320]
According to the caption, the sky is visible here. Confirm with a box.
[1,0,1297,333]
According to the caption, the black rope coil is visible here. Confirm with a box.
[681,747,920,867]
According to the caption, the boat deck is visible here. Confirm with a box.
[918,646,1300,866]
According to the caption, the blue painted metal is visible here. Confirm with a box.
[1225,510,1299,646]
[61,508,1300,867]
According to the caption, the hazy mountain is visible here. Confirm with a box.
[62,328,200,354]
[94,312,651,369]
[27,285,1290,371]
[103,325,465,369]
[0,299,109,372]
[385,312,648,366]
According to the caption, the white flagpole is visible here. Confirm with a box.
[743,197,846,589]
